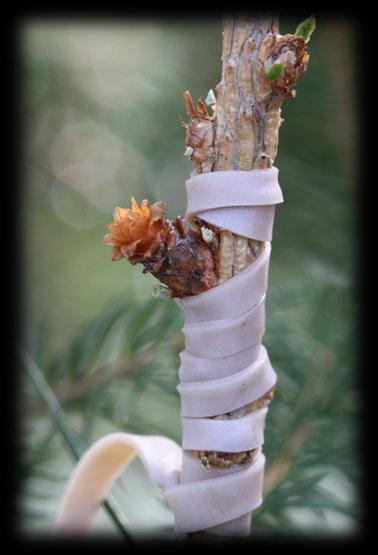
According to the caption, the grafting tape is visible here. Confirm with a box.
[185,167,283,241]
[54,168,283,536]
[181,408,268,451]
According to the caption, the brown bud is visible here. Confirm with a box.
[267,34,309,97]
[143,225,218,298]
[182,90,214,171]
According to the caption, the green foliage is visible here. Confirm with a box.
[19,18,358,538]
[20,274,358,536]
[20,297,184,535]
[264,61,284,81]
[295,16,316,43]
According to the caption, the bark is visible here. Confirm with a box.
[184,14,310,541]
[214,15,280,171]
[185,14,278,469]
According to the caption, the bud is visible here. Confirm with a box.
[104,198,171,263]
[266,34,309,97]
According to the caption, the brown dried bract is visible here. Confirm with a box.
[143,219,218,298]
[182,90,214,173]
[191,449,257,469]
[262,34,309,98]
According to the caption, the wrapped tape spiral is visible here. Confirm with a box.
[55,167,283,537]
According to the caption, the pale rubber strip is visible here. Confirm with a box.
[54,431,264,536]
[179,450,262,536]
[176,242,271,324]
[178,345,277,418]
[199,205,277,241]
[182,294,265,359]
[163,452,265,533]
[186,167,283,213]
[177,168,279,535]
[55,167,282,538]
[55,433,182,533]
[181,407,268,451]
[185,168,283,240]
[178,342,260,383]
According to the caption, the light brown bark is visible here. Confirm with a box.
[185,14,310,541]
[214,15,280,171]
[214,15,282,279]
[185,14,285,473]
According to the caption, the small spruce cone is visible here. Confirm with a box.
[104,197,171,263]
[105,198,218,298]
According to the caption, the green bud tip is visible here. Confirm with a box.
[264,61,284,81]
[295,15,316,43]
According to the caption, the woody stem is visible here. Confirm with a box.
[186,15,282,543]
[213,15,282,279]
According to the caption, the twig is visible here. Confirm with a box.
[183,14,312,540]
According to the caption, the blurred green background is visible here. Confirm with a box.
[19,17,358,539]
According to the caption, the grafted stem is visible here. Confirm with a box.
[105,15,312,542]
[214,15,280,171]
[184,14,311,540]
[214,15,281,277]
